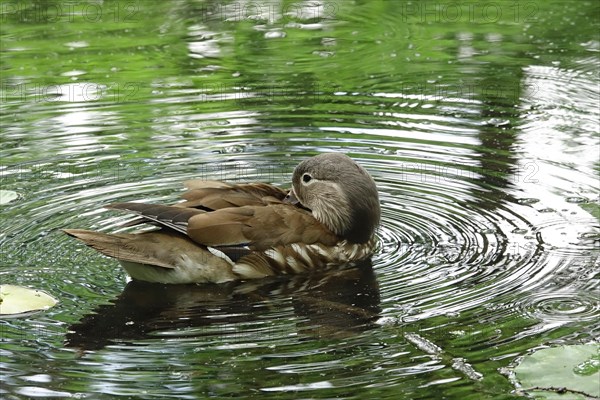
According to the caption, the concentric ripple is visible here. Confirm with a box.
[2,1,599,398]
[517,290,600,324]
[356,151,551,321]
[2,104,597,399]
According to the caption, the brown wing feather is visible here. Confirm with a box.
[99,176,333,253]
[106,203,205,234]
[187,204,338,250]
[179,182,287,210]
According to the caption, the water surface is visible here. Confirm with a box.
[1,1,599,399]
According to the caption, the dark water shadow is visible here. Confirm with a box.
[66,260,380,350]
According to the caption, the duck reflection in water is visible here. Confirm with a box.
[66,259,380,351]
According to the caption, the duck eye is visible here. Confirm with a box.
[302,173,312,183]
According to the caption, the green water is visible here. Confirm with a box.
[1,0,599,399]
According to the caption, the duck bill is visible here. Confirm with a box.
[284,189,299,205]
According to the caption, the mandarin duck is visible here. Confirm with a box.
[64,153,380,284]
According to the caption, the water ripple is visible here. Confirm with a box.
[517,290,600,323]
[2,2,599,397]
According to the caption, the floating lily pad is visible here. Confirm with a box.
[0,190,19,205]
[0,285,58,317]
[514,344,600,399]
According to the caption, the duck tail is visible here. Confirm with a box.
[63,229,130,261]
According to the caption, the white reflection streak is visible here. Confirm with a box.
[187,25,231,59]
[38,82,119,154]
[517,66,600,199]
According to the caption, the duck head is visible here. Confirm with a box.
[285,153,380,243]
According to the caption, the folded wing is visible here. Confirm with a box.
[179,181,288,209]
[108,202,337,251]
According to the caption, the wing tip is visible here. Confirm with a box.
[62,228,95,239]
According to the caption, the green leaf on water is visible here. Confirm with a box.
[514,344,600,399]
[580,202,600,222]
[0,285,58,316]
[0,190,19,205]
